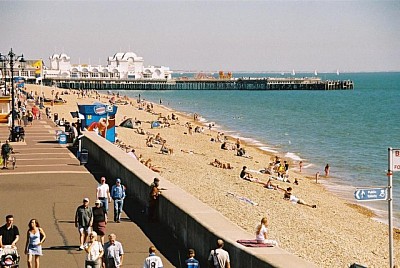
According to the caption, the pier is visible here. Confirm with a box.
[45,77,354,91]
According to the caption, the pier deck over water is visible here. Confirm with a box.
[47,76,354,91]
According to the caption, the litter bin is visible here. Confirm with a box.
[54,113,58,122]
[80,149,88,165]
[59,132,67,144]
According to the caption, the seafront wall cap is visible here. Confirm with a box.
[83,197,89,202]
[116,178,121,183]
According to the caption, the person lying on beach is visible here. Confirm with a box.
[264,178,278,190]
[210,158,223,168]
[277,186,317,208]
[194,126,204,133]
[160,140,173,155]
[144,159,161,173]
[210,159,233,169]
[255,217,278,246]
[181,149,205,156]
[135,127,146,135]
[259,166,273,175]
[270,175,291,183]
[237,147,252,159]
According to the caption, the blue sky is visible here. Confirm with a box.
[1,1,399,72]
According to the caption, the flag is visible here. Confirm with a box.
[32,60,42,78]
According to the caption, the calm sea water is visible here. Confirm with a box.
[116,72,400,226]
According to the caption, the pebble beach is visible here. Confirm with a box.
[25,84,399,267]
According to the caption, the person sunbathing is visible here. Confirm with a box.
[255,217,278,246]
[135,127,146,135]
[146,136,154,147]
[264,178,277,190]
[222,163,233,169]
[144,159,161,173]
[240,166,258,181]
[160,140,173,155]
[154,133,163,144]
[210,159,223,168]
[277,186,316,208]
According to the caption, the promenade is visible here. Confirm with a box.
[0,117,177,267]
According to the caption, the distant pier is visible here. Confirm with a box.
[45,77,354,91]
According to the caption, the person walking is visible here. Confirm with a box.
[110,178,126,223]
[96,177,111,213]
[0,215,19,248]
[185,248,200,268]
[103,233,124,268]
[208,239,231,268]
[84,231,104,268]
[24,219,46,268]
[143,245,163,268]
[75,197,93,251]
[92,200,107,245]
[1,140,13,169]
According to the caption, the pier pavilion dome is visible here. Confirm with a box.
[59,53,70,61]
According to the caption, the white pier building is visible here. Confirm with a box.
[44,52,172,80]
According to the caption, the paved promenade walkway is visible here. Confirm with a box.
[0,116,178,267]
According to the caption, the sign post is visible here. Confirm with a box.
[388,148,397,268]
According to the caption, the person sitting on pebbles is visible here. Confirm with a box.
[277,186,317,208]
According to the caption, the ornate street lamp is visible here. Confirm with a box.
[0,48,25,141]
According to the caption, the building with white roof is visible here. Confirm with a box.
[44,51,172,80]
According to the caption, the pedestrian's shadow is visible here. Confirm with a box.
[43,245,77,251]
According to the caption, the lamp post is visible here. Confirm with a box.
[0,48,25,141]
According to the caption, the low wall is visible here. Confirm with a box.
[82,132,317,268]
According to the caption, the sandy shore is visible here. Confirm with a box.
[25,84,399,267]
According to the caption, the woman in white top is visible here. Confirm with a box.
[84,231,104,268]
[255,217,278,246]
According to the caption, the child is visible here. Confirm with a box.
[185,249,200,268]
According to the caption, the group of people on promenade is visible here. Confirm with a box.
[74,176,128,267]
[73,175,168,267]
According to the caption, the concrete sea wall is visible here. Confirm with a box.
[82,132,317,268]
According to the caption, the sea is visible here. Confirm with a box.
[115,72,400,227]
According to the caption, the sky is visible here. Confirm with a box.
[1,0,399,72]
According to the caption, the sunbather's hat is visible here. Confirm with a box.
[95,199,102,204]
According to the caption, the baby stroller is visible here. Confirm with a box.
[0,246,20,267]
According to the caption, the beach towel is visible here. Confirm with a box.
[236,239,274,247]
[226,192,258,206]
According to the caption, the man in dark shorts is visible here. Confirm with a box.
[0,215,20,248]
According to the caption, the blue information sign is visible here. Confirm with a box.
[354,188,387,201]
